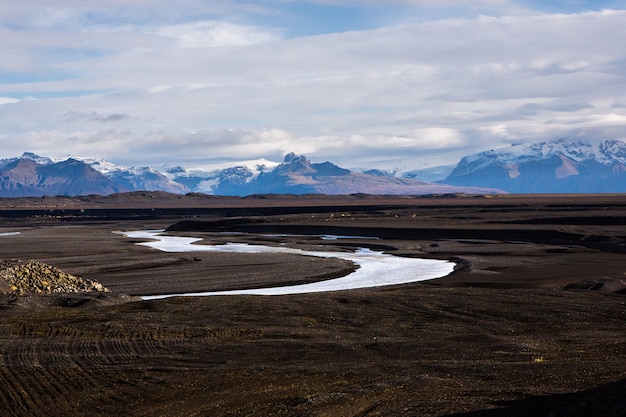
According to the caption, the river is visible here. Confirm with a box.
[120,230,455,299]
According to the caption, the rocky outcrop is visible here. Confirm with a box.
[0,259,109,295]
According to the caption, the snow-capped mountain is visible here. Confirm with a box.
[359,165,456,183]
[0,153,187,197]
[400,165,456,183]
[164,159,278,195]
[0,152,54,168]
[1,139,623,197]
[163,166,218,193]
[443,138,626,193]
[106,167,190,194]
[0,153,283,197]
[0,155,127,197]
[75,157,190,194]
[218,152,500,196]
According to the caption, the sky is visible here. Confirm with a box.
[1,0,626,170]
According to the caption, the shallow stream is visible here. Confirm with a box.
[120,230,455,299]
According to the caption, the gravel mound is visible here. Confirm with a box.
[0,259,109,295]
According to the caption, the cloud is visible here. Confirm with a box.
[0,97,20,106]
[298,0,531,17]
[157,21,280,48]
[0,5,625,169]
[516,101,595,116]
[63,111,131,123]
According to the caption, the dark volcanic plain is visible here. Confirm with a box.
[0,192,625,416]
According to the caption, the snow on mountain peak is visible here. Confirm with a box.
[20,152,53,165]
[445,138,626,193]
[68,156,121,174]
[462,138,626,167]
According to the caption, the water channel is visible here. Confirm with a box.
[120,230,456,300]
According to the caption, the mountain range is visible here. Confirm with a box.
[208,152,497,195]
[0,138,624,197]
[0,155,125,197]
[443,138,626,193]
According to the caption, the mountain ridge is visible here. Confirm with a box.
[215,153,499,196]
[0,157,127,197]
[1,138,624,196]
[443,138,626,193]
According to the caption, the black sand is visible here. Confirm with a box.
[0,193,624,416]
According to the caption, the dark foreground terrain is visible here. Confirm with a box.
[0,193,625,416]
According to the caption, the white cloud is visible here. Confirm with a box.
[157,21,279,48]
[0,98,20,106]
[0,6,625,169]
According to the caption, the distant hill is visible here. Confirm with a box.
[442,138,626,193]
